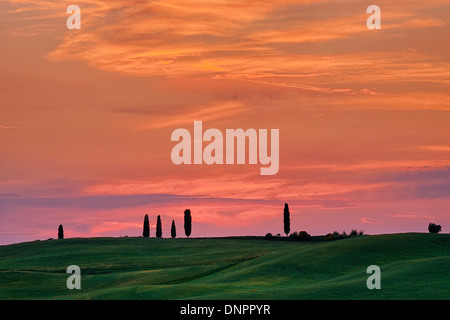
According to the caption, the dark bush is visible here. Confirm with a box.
[325,233,334,241]
[298,231,311,241]
[265,233,273,239]
[428,222,442,234]
[350,229,358,236]
[358,230,365,236]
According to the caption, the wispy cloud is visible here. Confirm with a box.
[0,125,24,129]
[229,78,383,96]
[83,176,287,200]
[135,101,250,130]
[361,218,384,224]
[388,213,434,219]
[416,145,450,152]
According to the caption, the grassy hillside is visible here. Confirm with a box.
[0,233,448,299]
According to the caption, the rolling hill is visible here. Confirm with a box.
[0,233,448,299]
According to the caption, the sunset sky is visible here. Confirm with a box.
[1,0,449,244]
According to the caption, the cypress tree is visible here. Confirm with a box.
[171,220,176,239]
[156,215,162,238]
[184,209,192,238]
[283,203,290,237]
[143,214,150,238]
[58,224,64,239]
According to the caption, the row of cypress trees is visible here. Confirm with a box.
[59,203,287,239]
[143,209,192,239]
[56,210,192,240]
[59,204,284,239]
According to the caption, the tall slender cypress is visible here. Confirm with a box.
[184,209,192,238]
[58,224,64,239]
[171,220,176,239]
[143,214,150,238]
[283,203,290,237]
[156,215,162,238]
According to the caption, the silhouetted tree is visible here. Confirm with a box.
[184,209,192,238]
[283,203,290,237]
[325,233,334,241]
[143,214,150,238]
[58,224,64,239]
[298,231,311,241]
[264,233,273,239]
[289,231,298,239]
[156,215,162,238]
[171,220,176,239]
[428,222,442,234]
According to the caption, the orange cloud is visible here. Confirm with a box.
[0,125,25,129]
[136,101,250,130]
[416,145,450,152]
[83,175,288,200]
[5,0,449,84]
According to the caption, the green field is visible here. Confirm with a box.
[0,233,448,299]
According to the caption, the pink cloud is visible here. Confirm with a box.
[388,213,435,220]
[361,218,384,224]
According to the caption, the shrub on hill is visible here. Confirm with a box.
[298,231,311,241]
[289,232,298,239]
[350,229,365,236]
[428,222,442,234]
[325,229,365,241]
[325,233,334,241]
[265,231,311,241]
